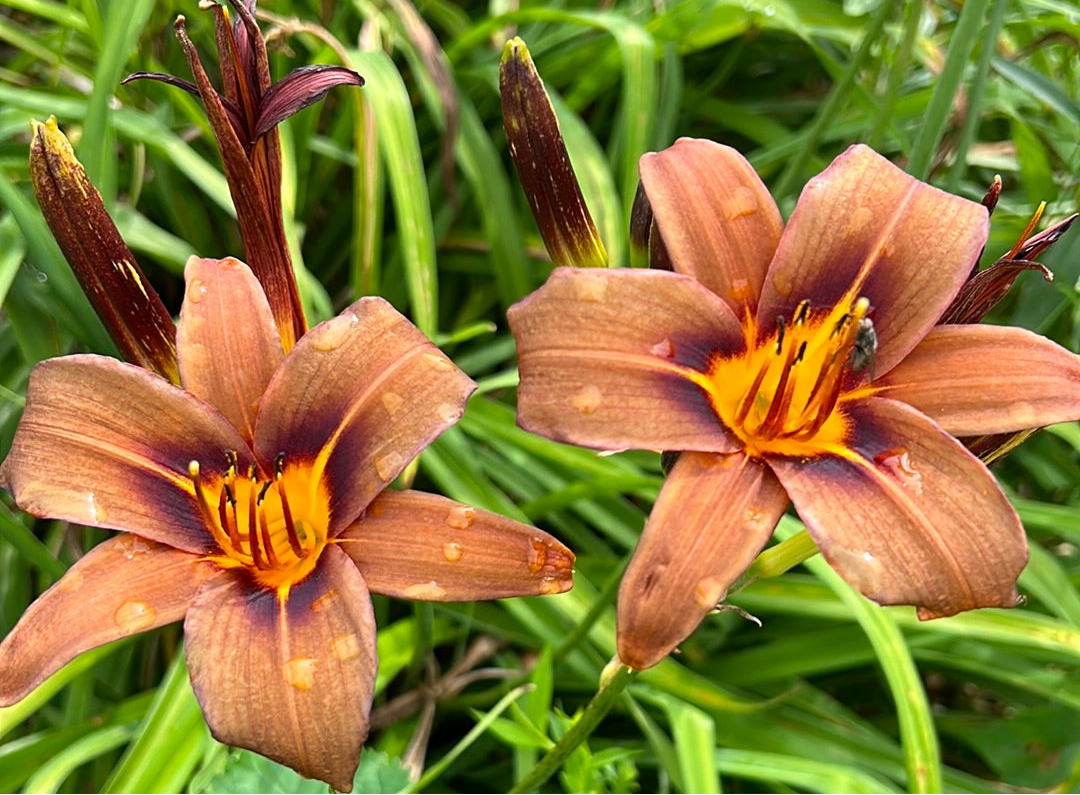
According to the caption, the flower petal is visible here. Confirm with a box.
[508,267,743,453]
[185,546,375,792]
[255,65,365,140]
[254,298,475,534]
[638,137,783,315]
[176,257,284,443]
[771,397,1027,618]
[338,490,573,601]
[0,355,252,554]
[29,118,178,382]
[878,325,1080,436]
[617,452,787,670]
[756,145,988,375]
[0,536,214,706]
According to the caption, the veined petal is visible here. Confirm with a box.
[617,452,787,670]
[254,298,475,534]
[878,325,1080,436]
[185,546,375,792]
[338,490,573,600]
[0,356,252,554]
[508,267,743,452]
[177,257,284,443]
[29,118,178,382]
[639,138,783,315]
[771,397,1026,619]
[255,65,365,140]
[0,535,215,705]
[757,146,988,375]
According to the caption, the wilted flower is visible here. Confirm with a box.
[506,137,1080,671]
[124,0,364,349]
[0,256,574,790]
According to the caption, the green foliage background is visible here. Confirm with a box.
[0,0,1078,791]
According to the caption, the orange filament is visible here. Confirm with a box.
[188,451,330,592]
[704,296,878,459]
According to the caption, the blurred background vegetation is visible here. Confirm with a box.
[0,0,1078,791]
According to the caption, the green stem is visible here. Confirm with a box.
[744,528,818,581]
[866,0,921,150]
[509,665,637,793]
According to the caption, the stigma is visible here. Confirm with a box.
[704,296,878,459]
[188,451,330,592]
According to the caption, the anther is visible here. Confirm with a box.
[274,453,305,557]
[774,317,786,353]
[794,300,810,325]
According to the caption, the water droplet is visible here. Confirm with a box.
[649,338,675,358]
[85,492,107,525]
[283,657,317,690]
[436,403,461,424]
[187,278,207,303]
[423,352,454,372]
[874,449,923,494]
[330,633,361,661]
[310,312,357,351]
[771,271,793,298]
[114,600,156,632]
[527,538,548,573]
[403,581,447,600]
[310,588,339,613]
[693,576,725,609]
[743,508,771,532]
[729,277,752,304]
[538,577,564,595]
[723,186,759,221]
[445,505,475,530]
[573,272,607,302]
[119,535,152,559]
[830,545,884,598]
[374,451,404,482]
[844,206,873,241]
[442,541,464,562]
[381,391,404,417]
[568,385,602,414]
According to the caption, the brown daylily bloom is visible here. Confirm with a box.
[507,138,1080,670]
[124,0,363,350]
[0,257,573,790]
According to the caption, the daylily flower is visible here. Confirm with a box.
[124,0,364,349]
[507,138,1080,670]
[0,257,574,790]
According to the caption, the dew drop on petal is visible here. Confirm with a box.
[403,581,447,600]
[830,545,885,599]
[844,206,873,241]
[114,600,156,633]
[380,391,404,417]
[723,186,759,221]
[374,451,404,482]
[283,657,318,690]
[310,589,339,613]
[85,492,107,525]
[743,507,770,533]
[771,271,793,298]
[311,312,357,351]
[569,385,602,414]
[874,449,923,495]
[526,537,548,574]
[330,633,361,662]
[436,403,462,424]
[693,576,725,609]
[187,279,207,303]
[650,338,675,359]
[729,277,752,305]
[442,541,464,562]
[445,505,475,530]
[573,272,607,302]
[423,352,455,372]
[538,576,564,595]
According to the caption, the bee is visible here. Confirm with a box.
[848,316,878,376]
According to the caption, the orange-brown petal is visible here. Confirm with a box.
[617,451,788,670]
[756,145,988,375]
[877,324,1080,436]
[176,256,284,443]
[0,535,215,705]
[338,489,573,601]
[254,298,475,534]
[639,137,783,316]
[508,267,742,453]
[0,355,252,554]
[184,545,375,792]
[770,397,1026,619]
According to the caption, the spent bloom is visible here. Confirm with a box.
[500,42,1080,672]
[0,256,574,789]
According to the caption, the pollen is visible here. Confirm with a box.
[188,452,330,592]
[703,296,878,459]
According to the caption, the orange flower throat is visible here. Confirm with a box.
[703,296,877,459]
[189,452,330,593]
